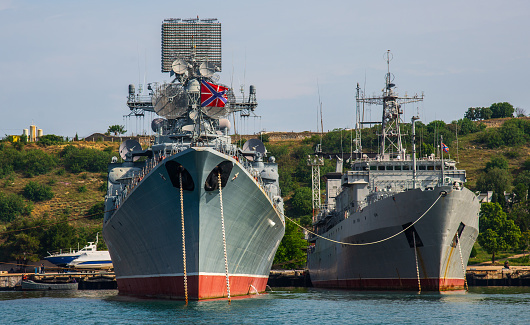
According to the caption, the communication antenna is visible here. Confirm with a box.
[316,79,323,153]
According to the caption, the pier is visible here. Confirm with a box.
[0,271,116,290]
[466,265,530,286]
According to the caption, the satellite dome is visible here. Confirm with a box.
[219,118,231,131]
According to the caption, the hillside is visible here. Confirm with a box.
[1,117,530,266]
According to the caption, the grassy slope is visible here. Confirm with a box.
[2,118,529,263]
[0,141,119,232]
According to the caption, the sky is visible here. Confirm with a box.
[1,0,529,138]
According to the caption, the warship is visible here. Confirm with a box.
[307,52,480,291]
[102,18,285,300]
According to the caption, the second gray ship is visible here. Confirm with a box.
[307,53,480,291]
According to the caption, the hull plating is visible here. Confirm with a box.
[103,148,285,299]
[308,186,479,291]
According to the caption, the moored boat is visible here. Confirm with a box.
[307,52,480,291]
[102,18,285,300]
[21,280,78,291]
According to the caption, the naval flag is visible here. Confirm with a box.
[201,80,228,107]
[441,142,449,153]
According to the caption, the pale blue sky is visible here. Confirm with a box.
[1,0,528,138]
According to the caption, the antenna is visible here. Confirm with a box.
[316,79,323,153]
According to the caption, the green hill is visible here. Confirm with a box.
[1,116,529,267]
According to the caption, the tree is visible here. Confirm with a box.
[477,202,521,262]
[273,220,307,269]
[290,187,313,217]
[107,125,126,136]
[515,107,526,117]
[490,102,514,119]
[485,156,508,172]
[476,168,512,205]
[480,107,493,120]
[464,107,479,121]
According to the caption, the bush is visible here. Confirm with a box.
[60,145,113,173]
[17,150,57,176]
[479,128,504,148]
[23,181,54,202]
[0,192,33,222]
[0,146,20,179]
[86,201,105,220]
[37,134,64,147]
[485,156,509,172]
[77,185,87,193]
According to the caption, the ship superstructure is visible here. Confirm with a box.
[103,18,285,300]
[307,52,480,291]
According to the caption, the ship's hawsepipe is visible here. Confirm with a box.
[109,143,281,217]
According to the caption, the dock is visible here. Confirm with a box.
[466,265,530,286]
[0,271,116,290]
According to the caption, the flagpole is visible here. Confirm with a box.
[440,135,444,185]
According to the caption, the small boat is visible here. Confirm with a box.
[66,234,113,269]
[21,280,78,291]
[67,250,113,269]
[44,234,100,266]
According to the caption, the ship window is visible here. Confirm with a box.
[386,165,393,170]
[378,166,385,170]
[435,165,441,170]
[402,165,410,170]
[370,166,377,170]
[419,165,426,170]
[205,161,234,191]
[427,165,434,170]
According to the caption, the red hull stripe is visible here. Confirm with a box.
[117,274,269,300]
[312,278,465,291]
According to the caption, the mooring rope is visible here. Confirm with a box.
[218,172,231,304]
[456,233,469,291]
[285,193,443,246]
[179,172,188,304]
[413,231,421,293]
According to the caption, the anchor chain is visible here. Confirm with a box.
[179,172,188,304]
[456,233,469,291]
[413,231,421,293]
[218,172,231,303]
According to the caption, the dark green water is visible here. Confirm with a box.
[1,287,529,324]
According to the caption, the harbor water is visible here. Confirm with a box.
[1,287,529,324]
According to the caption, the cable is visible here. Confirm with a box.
[285,192,442,246]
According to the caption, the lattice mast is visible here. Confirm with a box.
[354,83,362,155]
[356,50,424,158]
[308,155,324,221]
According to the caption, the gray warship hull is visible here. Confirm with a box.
[308,186,479,291]
[103,148,285,299]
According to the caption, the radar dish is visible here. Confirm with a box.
[199,61,217,77]
[243,139,266,154]
[172,59,188,74]
[151,118,166,133]
[119,139,142,162]
[152,83,189,119]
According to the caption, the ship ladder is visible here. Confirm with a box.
[218,171,231,304]
[179,172,188,304]
[413,231,421,293]
[456,232,469,291]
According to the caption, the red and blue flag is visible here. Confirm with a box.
[441,142,449,153]
[201,80,228,107]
